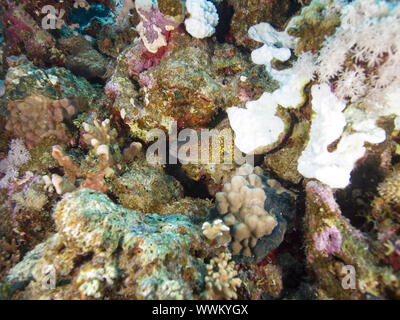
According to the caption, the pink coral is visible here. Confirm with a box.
[125,41,171,78]
[305,181,341,213]
[138,7,179,42]
[136,6,180,54]
[313,226,342,254]
[5,95,77,149]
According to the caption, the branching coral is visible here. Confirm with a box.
[51,118,119,194]
[215,164,278,257]
[52,145,81,180]
[82,118,118,175]
[204,251,242,300]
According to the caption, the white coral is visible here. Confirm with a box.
[202,219,229,241]
[272,0,400,188]
[228,23,315,154]
[297,84,386,188]
[184,0,219,39]
[227,92,285,154]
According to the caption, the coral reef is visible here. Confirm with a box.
[111,160,184,212]
[297,84,386,188]
[1,0,400,302]
[227,25,314,154]
[58,35,110,81]
[107,30,275,141]
[0,237,20,281]
[0,55,99,114]
[184,0,219,39]
[286,0,341,55]
[0,138,31,189]
[135,0,184,53]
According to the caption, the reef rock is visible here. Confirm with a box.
[7,189,209,300]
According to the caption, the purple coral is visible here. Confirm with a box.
[306,181,341,213]
[313,226,342,254]
[137,8,180,45]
